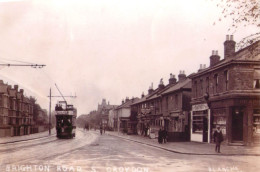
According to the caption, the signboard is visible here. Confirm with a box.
[192,103,209,111]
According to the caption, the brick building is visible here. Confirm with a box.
[161,73,191,141]
[189,35,260,145]
[114,97,139,134]
[131,73,192,141]
[0,81,33,137]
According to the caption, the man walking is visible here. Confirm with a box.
[213,126,224,153]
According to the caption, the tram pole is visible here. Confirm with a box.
[49,88,51,135]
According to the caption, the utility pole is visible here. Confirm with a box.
[49,88,51,135]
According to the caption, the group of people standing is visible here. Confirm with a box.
[158,128,167,144]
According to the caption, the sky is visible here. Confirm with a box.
[0,0,258,116]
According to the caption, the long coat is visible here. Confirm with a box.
[214,130,223,144]
[158,129,163,143]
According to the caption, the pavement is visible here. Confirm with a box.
[0,128,56,144]
[105,131,260,156]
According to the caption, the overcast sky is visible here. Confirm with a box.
[0,0,258,116]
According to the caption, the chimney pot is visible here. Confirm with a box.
[226,35,229,41]
[230,35,233,41]
[178,70,186,82]
[224,35,236,59]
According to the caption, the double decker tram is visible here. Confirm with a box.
[55,101,77,138]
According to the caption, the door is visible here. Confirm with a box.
[203,116,208,142]
[232,108,243,141]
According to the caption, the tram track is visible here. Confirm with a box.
[0,129,97,166]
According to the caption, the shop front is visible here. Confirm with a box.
[165,111,189,142]
[190,103,211,143]
[210,98,260,145]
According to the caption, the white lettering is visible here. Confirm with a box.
[107,167,112,172]
[6,165,10,172]
[77,166,82,172]
[125,167,130,172]
[119,167,124,172]
[91,167,96,172]
[57,166,62,172]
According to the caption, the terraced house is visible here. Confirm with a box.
[0,81,33,137]
[131,72,192,141]
[189,35,260,145]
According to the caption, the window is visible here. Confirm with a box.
[166,97,169,110]
[254,70,260,89]
[206,77,209,93]
[224,70,229,91]
[175,94,178,107]
[214,74,219,93]
[254,79,260,89]
[194,81,198,98]
[200,79,203,96]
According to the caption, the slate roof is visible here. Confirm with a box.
[116,97,140,109]
[189,41,260,78]
[162,78,191,95]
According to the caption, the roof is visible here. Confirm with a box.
[162,78,191,95]
[189,41,260,78]
[116,97,140,109]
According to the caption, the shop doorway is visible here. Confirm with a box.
[232,108,243,141]
[203,117,208,142]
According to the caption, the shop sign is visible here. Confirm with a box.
[234,99,260,106]
[212,108,226,116]
[192,103,209,111]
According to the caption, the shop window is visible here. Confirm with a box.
[192,115,203,133]
[253,110,260,138]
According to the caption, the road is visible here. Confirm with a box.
[0,129,259,172]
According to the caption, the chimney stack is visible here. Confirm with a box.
[210,50,220,67]
[158,78,165,90]
[20,89,24,94]
[141,92,145,98]
[178,70,186,82]
[125,97,130,102]
[169,73,177,85]
[224,35,236,59]
[14,85,18,91]
[148,83,154,94]
[122,99,125,104]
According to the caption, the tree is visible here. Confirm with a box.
[214,0,259,50]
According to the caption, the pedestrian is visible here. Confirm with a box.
[162,129,167,143]
[158,128,163,144]
[100,126,103,135]
[103,126,106,134]
[213,126,224,153]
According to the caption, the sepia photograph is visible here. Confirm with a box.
[0,0,259,172]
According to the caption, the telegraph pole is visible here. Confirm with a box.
[49,88,51,135]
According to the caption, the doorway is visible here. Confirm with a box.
[232,108,244,141]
